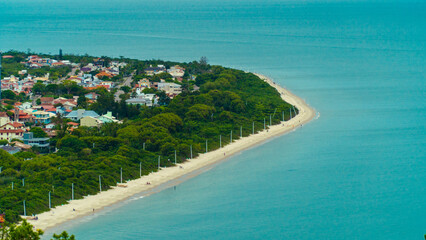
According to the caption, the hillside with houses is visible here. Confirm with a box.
[0,51,192,154]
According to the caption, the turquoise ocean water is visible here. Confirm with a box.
[1,0,425,239]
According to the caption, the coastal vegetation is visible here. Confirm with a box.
[0,219,74,240]
[0,51,297,223]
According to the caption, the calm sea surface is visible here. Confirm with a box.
[1,0,425,239]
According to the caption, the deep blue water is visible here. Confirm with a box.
[1,0,425,239]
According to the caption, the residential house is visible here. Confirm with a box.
[125,94,157,107]
[167,65,185,78]
[18,70,28,75]
[52,62,65,67]
[81,67,93,73]
[66,109,100,121]
[80,116,102,127]
[40,97,54,105]
[157,82,182,95]
[45,123,56,129]
[0,145,21,154]
[67,122,79,129]
[53,98,77,111]
[97,111,121,124]
[11,141,32,151]
[144,65,166,76]
[22,132,50,149]
[0,112,10,126]
[99,81,114,89]
[84,92,100,100]
[96,71,114,79]
[0,122,26,141]
[32,111,53,124]
[16,110,34,123]
[18,102,33,110]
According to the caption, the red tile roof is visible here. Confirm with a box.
[9,122,24,128]
[0,129,24,133]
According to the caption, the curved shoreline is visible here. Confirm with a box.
[31,73,317,231]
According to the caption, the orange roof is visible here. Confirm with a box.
[67,122,79,126]
[95,72,114,78]
[84,86,108,90]
[0,129,24,133]
[10,122,24,128]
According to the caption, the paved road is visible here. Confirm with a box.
[114,71,134,102]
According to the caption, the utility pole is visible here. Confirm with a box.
[264,118,266,130]
[120,167,123,184]
[99,175,102,192]
[270,115,272,126]
[143,142,145,151]
[205,140,208,153]
[140,162,142,177]
[240,126,242,138]
[190,145,193,159]
[49,191,51,209]
[72,183,74,200]
[22,178,25,187]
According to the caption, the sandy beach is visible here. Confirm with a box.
[29,73,317,231]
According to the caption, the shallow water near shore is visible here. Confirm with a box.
[1,0,425,239]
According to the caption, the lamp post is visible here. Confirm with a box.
[252,121,254,134]
[23,200,26,216]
